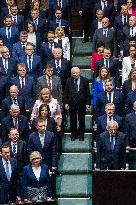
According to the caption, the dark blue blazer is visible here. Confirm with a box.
[125,112,136,147]
[0,57,17,78]
[18,54,42,80]
[96,91,125,118]
[13,15,25,31]
[40,42,60,67]
[93,79,104,107]
[122,79,132,97]
[0,75,9,107]
[125,90,136,114]
[12,41,26,61]
[28,131,57,168]
[0,157,18,203]
[11,75,36,110]
[1,95,26,119]
[0,26,19,53]
[49,18,69,36]
[91,19,99,36]
[1,114,29,143]
[96,131,126,170]
[21,164,51,199]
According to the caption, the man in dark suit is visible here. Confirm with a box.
[96,78,124,118]
[19,42,42,80]
[125,101,136,147]
[125,90,136,114]
[3,128,28,174]
[92,17,116,55]
[28,118,57,171]
[49,7,69,36]
[96,120,126,170]
[95,47,119,86]
[1,85,26,119]
[0,46,17,78]
[1,104,29,143]
[12,30,28,61]
[49,47,70,90]
[0,0,14,23]
[0,74,9,108]
[96,103,124,144]
[0,145,19,203]
[64,67,91,141]
[40,30,60,67]
[10,4,25,31]
[36,64,62,105]
[11,63,36,110]
[0,15,19,54]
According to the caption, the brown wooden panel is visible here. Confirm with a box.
[72,12,83,37]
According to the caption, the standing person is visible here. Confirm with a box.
[64,67,91,141]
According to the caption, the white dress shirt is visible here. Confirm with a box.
[32,166,41,181]
[2,158,12,180]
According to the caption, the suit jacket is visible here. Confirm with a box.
[40,41,60,67]
[92,28,116,55]
[125,90,136,114]
[0,26,19,53]
[96,131,126,170]
[122,79,133,97]
[1,95,26,119]
[96,91,124,117]
[1,114,29,142]
[0,57,17,78]
[28,131,57,168]
[12,14,25,31]
[63,76,91,107]
[0,157,18,203]
[95,57,119,85]
[21,164,51,199]
[3,139,28,173]
[11,75,36,110]
[125,112,136,147]
[54,37,70,61]
[49,58,71,90]
[49,18,69,36]
[12,41,26,61]
[18,54,42,80]
[36,74,62,105]
[0,75,9,107]
[122,57,136,84]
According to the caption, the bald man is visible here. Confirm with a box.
[64,67,91,141]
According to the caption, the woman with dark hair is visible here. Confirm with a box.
[122,67,136,97]
[27,20,42,55]
[93,67,111,107]
[30,103,56,133]
[126,0,136,16]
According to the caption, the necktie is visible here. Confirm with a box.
[56,19,60,26]
[13,143,17,157]
[105,59,108,68]
[13,98,18,105]
[5,59,8,73]
[104,29,107,37]
[34,19,38,29]
[131,27,134,36]
[15,118,18,130]
[48,77,51,90]
[22,43,25,51]
[13,16,16,23]
[109,92,111,103]
[111,136,115,151]
[39,134,44,148]
[74,78,78,92]
[22,77,25,90]
[7,27,10,39]
[56,60,60,75]
[50,43,53,51]
[109,116,112,121]
[29,56,31,71]
[103,2,107,9]
[124,16,126,25]
[5,161,10,181]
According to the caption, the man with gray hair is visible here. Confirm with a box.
[96,120,126,170]
[64,66,91,141]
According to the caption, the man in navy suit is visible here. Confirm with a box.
[49,47,70,90]
[11,63,36,110]
[96,120,126,170]
[19,42,42,80]
[10,4,25,31]
[49,7,69,36]
[96,78,124,118]
[0,15,19,54]
[125,101,136,147]
[0,0,14,23]
[95,47,119,86]
[28,118,58,171]
[125,90,136,114]
[40,31,60,67]
[12,30,28,61]
[1,104,29,143]
[0,145,19,203]
[0,46,17,78]
[0,74,9,108]
[96,103,124,144]
[1,85,26,119]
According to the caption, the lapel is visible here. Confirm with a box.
[0,159,7,179]
[102,115,107,129]
[105,132,111,152]
[17,140,22,156]
[35,132,43,151]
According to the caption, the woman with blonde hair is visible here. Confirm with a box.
[54,26,70,61]
[31,88,62,127]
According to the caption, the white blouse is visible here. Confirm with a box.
[27,32,36,46]
[32,166,41,181]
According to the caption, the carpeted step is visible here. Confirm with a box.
[57,198,92,205]
[58,154,92,174]
[62,133,92,153]
[65,115,92,132]
[81,69,93,82]
[72,56,92,70]
[72,38,92,56]
[56,175,92,198]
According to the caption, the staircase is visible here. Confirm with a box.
[56,38,93,205]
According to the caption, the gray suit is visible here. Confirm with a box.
[36,75,62,105]
[92,28,116,55]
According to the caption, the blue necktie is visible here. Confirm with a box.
[13,143,17,157]
[56,60,60,75]
[5,60,8,73]
[29,57,31,71]
[5,161,10,181]
[111,136,115,151]
[7,28,10,39]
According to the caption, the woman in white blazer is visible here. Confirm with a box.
[54,26,70,61]
[122,46,136,84]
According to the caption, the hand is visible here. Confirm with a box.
[52,166,57,172]
[65,104,69,110]
[16,196,22,204]
[79,10,82,16]
[86,105,90,109]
